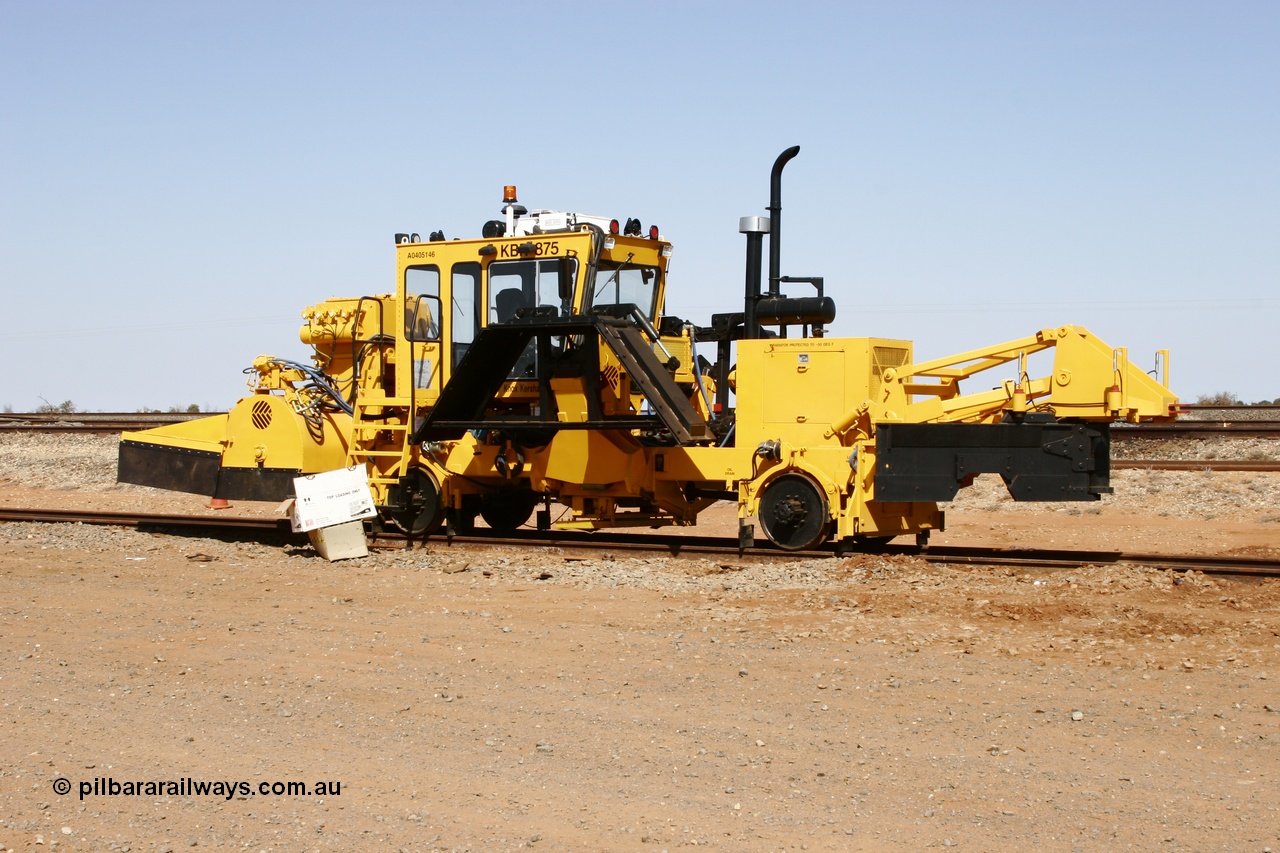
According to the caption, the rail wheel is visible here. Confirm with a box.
[758,473,830,551]
[386,468,442,535]
[478,490,540,532]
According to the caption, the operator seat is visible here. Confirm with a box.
[495,288,529,323]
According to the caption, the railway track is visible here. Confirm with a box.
[1113,459,1280,472]
[0,412,217,433]
[8,415,1279,471]
[3,411,1280,438]
[1111,423,1280,440]
[2,507,1277,578]
[1177,404,1280,414]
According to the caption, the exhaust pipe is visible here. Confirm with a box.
[740,215,769,339]
[741,146,801,341]
[767,145,800,299]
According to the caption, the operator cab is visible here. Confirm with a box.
[395,187,672,401]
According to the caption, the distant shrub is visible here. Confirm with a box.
[1195,391,1243,406]
[35,398,76,414]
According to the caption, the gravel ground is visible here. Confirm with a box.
[1177,408,1280,421]
[1112,436,1280,462]
[1,433,1278,851]
[0,434,126,491]
[946,469,1280,522]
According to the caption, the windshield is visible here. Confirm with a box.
[487,257,578,380]
[589,257,659,320]
[488,258,576,322]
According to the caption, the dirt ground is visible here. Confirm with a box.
[2,436,1279,851]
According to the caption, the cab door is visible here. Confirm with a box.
[403,264,442,411]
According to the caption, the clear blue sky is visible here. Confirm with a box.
[2,1,1277,411]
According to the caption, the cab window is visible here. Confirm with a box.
[450,262,481,369]
[487,257,578,380]
[589,258,659,320]
[488,257,577,322]
[405,265,440,341]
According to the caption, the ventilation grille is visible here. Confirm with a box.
[251,399,273,430]
[871,346,910,399]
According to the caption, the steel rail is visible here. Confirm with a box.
[3,507,1277,578]
[1112,423,1280,439]
[5,411,1280,440]
[910,546,1280,577]
[1113,459,1280,472]
[0,412,219,422]
[9,424,1280,440]
[1,424,193,434]
[0,507,288,531]
[1178,404,1280,412]
[1,406,1274,420]
[0,412,221,433]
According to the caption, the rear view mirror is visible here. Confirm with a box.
[558,257,576,301]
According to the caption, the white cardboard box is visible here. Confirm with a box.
[307,519,369,561]
[290,466,377,533]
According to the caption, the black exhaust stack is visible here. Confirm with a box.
[741,146,800,341]
[739,215,768,340]
[740,145,836,339]
[767,145,801,300]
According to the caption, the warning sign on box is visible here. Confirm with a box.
[290,466,377,533]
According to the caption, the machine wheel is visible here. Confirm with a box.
[758,473,831,551]
[478,490,540,532]
[386,468,442,535]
